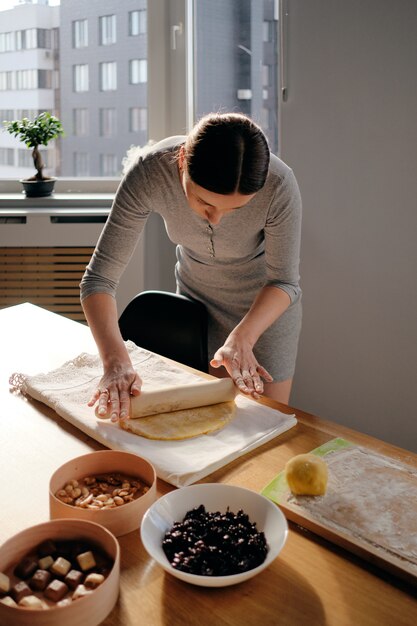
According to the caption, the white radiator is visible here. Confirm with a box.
[0,209,145,321]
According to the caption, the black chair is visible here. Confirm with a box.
[118,290,209,372]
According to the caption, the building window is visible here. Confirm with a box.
[100,154,118,176]
[25,29,38,50]
[73,108,89,136]
[73,64,89,92]
[15,70,39,90]
[74,152,89,176]
[100,62,117,91]
[129,10,146,36]
[0,110,14,122]
[99,15,116,46]
[73,20,88,48]
[0,148,14,166]
[129,59,147,84]
[129,107,147,132]
[18,149,33,168]
[99,108,117,137]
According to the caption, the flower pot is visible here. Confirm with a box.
[20,177,57,198]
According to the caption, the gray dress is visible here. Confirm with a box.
[80,136,302,381]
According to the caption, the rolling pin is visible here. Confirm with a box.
[130,377,236,418]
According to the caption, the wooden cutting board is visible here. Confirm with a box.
[262,438,417,586]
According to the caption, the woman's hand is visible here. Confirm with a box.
[210,334,273,398]
[88,362,142,423]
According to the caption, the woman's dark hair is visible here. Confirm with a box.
[184,113,270,195]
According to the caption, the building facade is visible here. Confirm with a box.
[0,0,60,178]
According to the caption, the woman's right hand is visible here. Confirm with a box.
[88,362,142,423]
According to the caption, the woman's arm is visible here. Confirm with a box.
[211,285,291,397]
[212,166,302,397]
[82,293,142,422]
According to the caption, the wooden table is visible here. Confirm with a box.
[1,303,416,626]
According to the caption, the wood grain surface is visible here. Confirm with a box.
[1,304,416,626]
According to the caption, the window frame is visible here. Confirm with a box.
[0,0,190,198]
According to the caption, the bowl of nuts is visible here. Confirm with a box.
[49,450,157,537]
[140,483,288,587]
[0,518,119,626]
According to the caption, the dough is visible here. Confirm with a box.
[130,378,236,418]
[285,453,328,496]
[119,401,236,440]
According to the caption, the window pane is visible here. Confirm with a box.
[99,108,117,136]
[100,62,117,91]
[193,0,279,154]
[99,15,116,46]
[129,10,146,36]
[73,19,88,48]
[0,1,148,178]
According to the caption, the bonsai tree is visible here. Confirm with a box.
[3,112,64,181]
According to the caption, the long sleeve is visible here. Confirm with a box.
[263,167,302,304]
[80,161,152,301]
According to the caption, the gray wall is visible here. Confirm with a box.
[281,0,417,450]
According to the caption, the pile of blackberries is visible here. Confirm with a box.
[162,504,269,576]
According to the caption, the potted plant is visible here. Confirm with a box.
[3,112,64,198]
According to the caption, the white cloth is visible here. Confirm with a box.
[18,342,297,487]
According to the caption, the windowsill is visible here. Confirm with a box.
[0,178,118,214]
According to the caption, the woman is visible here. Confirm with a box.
[80,112,302,422]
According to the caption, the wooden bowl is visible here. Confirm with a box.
[0,519,119,626]
[49,450,157,537]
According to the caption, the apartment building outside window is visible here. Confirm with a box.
[99,15,116,46]
[73,64,88,92]
[73,108,89,136]
[100,154,118,176]
[100,62,117,91]
[129,10,146,36]
[73,19,88,48]
[129,107,147,133]
[129,59,147,84]
[0,148,14,166]
[99,108,117,137]
[73,152,89,176]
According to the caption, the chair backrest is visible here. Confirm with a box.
[118,290,209,372]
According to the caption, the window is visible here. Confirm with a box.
[100,154,118,176]
[100,62,117,91]
[129,107,147,132]
[18,149,33,168]
[73,152,89,176]
[129,59,147,84]
[99,108,117,136]
[193,1,279,153]
[16,70,38,90]
[0,148,14,166]
[99,15,116,45]
[73,64,89,92]
[129,10,146,36]
[0,109,14,122]
[25,29,37,50]
[73,20,88,48]
[73,108,89,136]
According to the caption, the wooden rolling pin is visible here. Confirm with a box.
[130,378,236,418]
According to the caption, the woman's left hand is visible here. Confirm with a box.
[210,334,273,398]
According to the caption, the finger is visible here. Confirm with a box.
[119,391,131,419]
[233,373,253,395]
[256,365,274,382]
[108,392,120,423]
[130,374,142,396]
[87,389,100,407]
[96,388,110,417]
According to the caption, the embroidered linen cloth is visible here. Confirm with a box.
[16,342,297,487]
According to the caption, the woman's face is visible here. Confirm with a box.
[180,169,255,225]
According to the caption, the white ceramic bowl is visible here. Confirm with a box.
[140,483,288,587]
[49,450,157,537]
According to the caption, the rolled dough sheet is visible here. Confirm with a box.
[130,377,236,418]
[120,401,236,440]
